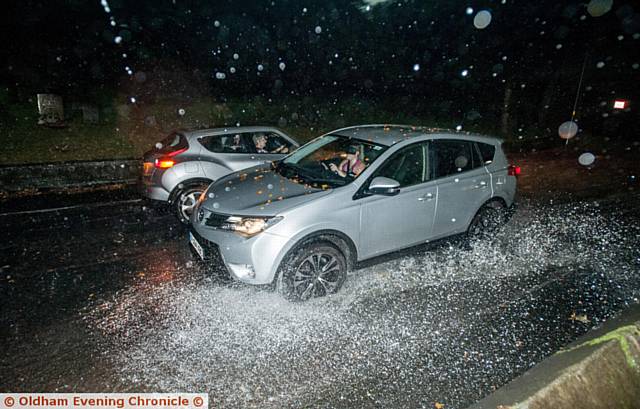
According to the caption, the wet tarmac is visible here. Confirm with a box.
[1,188,639,408]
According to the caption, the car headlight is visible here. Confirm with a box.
[221,216,283,237]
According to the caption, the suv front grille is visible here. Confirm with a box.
[204,212,229,228]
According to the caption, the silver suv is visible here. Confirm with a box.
[189,125,518,301]
[141,126,299,223]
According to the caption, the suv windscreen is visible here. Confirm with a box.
[276,134,387,188]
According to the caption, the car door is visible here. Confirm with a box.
[358,142,438,259]
[430,139,492,239]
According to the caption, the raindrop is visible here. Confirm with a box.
[413,63,420,72]
[315,26,322,34]
[455,125,463,131]
[225,186,231,192]
[473,10,492,29]
[257,64,264,71]
[114,36,122,44]
[596,61,605,68]
[216,72,227,79]
[129,97,136,103]
[267,184,274,190]
[177,108,186,116]
[617,35,624,41]
[461,69,469,77]
[556,43,563,49]
[365,5,371,11]
[465,7,474,15]
[558,121,578,139]
[208,193,215,198]
[587,0,613,17]
[213,202,220,209]
[229,67,236,74]
[578,152,596,166]
[214,20,220,27]
[233,53,239,60]
[279,62,286,71]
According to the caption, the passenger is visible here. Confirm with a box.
[329,145,366,177]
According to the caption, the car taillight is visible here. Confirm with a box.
[143,162,154,175]
[508,165,521,176]
[155,158,175,168]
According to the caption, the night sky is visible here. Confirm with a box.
[1,0,639,137]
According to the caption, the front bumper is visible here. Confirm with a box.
[189,223,289,285]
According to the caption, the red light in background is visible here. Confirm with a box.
[613,99,628,110]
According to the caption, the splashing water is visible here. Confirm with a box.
[86,200,640,408]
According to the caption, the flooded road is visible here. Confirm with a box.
[1,190,639,408]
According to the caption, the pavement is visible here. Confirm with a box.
[1,179,639,408]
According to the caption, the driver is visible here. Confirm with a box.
[329,145,365,177]
[253,133,289,154]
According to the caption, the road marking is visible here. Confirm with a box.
[0,199,143,216]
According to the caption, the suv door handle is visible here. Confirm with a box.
[474,181,488,189]
[418,193,434,201]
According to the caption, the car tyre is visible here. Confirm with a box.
[173,183,208,225]
[467,200,507,240]
[276,242,347,302]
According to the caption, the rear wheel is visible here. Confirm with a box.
[173,183,208,225]
[276,242,347,302]
[467,200,507,240]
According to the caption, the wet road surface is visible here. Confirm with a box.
[1,188,639,408]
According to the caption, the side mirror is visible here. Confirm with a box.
[368,176,400,196]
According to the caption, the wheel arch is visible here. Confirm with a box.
[278,229,358,273]
[168,177,213,203]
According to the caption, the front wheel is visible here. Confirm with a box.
[276,242,347,302]
[173,184,208,225]
[467,201,507,240]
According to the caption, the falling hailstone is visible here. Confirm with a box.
[257,64,264,71]
[215,72,226,79]
[461,69,469,77]
[315,26,322,34]
[279,62,286,71]
[587,0,613,17]
[473,10,492,29]
[229,67,236,74]
[596,61,605,68]
[578,152,596,166]
[177,108,186,116]
[413,63,420,72]
[233,53,239,60]
[465,7,474,15]
[214,20,220,27]
[455,125,463,131]
[558,121,578,139]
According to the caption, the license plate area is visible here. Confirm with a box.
[189,232,205,260]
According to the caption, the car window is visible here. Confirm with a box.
[431,139,481,178]
[371,143,427,187]
[250,132,293,154]
[201,133,252,153]
[155,132,187,153]
[476,142,496,164]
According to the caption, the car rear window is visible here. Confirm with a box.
[156,132,187,153]
[476,142,496,164]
